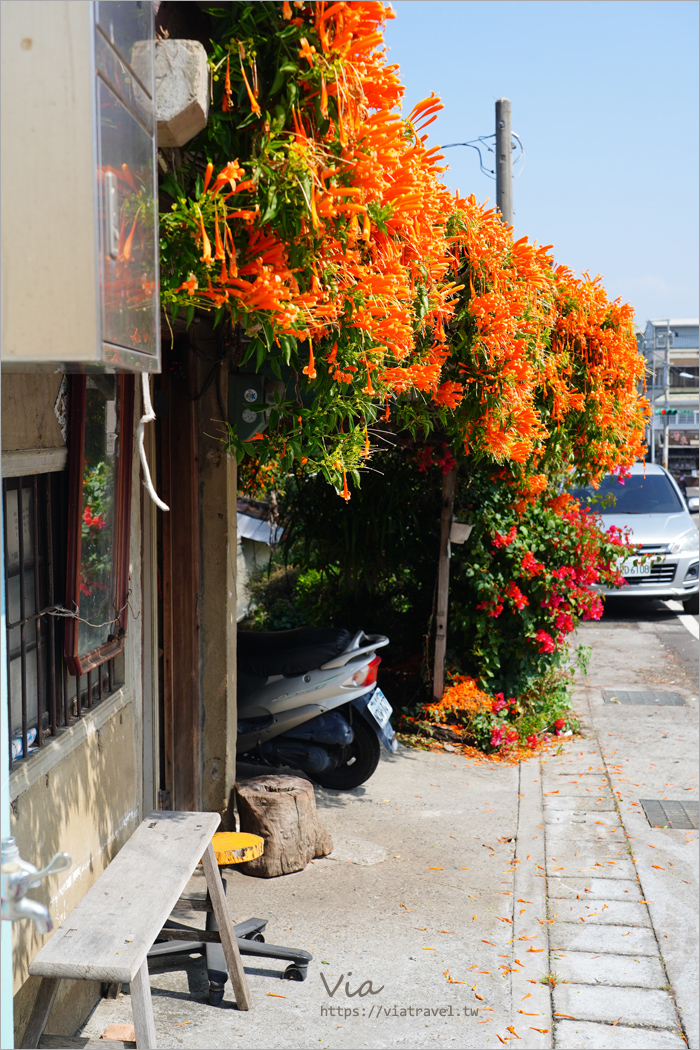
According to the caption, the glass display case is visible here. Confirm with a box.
[1,1,160,372]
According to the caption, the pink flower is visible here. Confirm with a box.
[535,629,556,653]
[582,595,604,621]
[491,693,508,713]
[491,725,506,747]
[555,610,575,634]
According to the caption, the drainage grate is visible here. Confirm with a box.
[603,690,686,706]
[640,799,699,830]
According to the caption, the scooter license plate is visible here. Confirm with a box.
[367,688,392,728]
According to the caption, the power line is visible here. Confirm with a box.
[440,133,526,181]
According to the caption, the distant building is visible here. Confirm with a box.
[642,319,699,479]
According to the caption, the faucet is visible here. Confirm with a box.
[1,838,71,934]
[5,894,54,936]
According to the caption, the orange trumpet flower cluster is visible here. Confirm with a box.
[161,1,648,497]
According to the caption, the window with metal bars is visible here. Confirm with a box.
[3,470,117,769]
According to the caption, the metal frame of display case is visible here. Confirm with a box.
[0,1,160,373]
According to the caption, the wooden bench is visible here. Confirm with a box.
[23,812,251,1050]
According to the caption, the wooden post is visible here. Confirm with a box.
[433,468,456,702]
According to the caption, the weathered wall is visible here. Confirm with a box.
[10,697,139,1037]
[3,374,146,1042]
[1,373,65,450]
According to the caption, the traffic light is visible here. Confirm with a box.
[654,408,678,416]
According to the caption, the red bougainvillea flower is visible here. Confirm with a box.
[521,550,544,576]
[553,718,567,734]
[555,610,575,634]
[491,693,508,713]
[505,581,529,610]
[492,525,517,548]
[526,734,538,749]
[535,629,556,653]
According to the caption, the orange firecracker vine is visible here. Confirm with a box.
[160,1,647,499]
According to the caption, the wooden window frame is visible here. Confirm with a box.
[65,374,135,676]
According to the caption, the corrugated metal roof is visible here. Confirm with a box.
[237,513,283,545]
[646,318,699,327]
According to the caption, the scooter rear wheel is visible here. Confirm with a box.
[313,716,380,790]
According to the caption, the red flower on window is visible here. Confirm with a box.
[83,505,107,530]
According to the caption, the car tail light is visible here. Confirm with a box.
[347,655,381,688]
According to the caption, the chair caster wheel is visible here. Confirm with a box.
[245,932,265,942]
[209,984,225,1006]
[284,964,307,982]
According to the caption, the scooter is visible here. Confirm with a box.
[237,626,398,790]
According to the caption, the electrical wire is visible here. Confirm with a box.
[440,133,526,180]
[138,373,170,512]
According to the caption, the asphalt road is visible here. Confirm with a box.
[600,594,699,684]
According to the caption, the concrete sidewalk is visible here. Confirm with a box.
[74,608,697,1050]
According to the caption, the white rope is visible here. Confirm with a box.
[138,372,170,512]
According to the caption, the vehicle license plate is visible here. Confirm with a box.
[367,688,392,728]
[622,559,652,577]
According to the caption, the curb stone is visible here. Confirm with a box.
[512,755,552,1048]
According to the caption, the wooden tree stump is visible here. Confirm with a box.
[234,775,333,878]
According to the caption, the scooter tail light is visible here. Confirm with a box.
[348,655,381,688]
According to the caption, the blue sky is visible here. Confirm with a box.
[383,0,699,328]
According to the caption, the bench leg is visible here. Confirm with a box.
[201,843,252,1011]
[130,960,157,1049]
[22,977,60,1049]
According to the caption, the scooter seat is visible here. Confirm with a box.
[238,626,353,677]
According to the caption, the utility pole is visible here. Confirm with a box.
[663,318,671,469]
[495,98,513,225]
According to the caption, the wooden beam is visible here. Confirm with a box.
[432,468,456,702]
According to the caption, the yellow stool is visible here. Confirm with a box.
[211,831,264,865]
[150,830,312,1004]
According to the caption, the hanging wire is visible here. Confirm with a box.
[440,133,526,180]
[138,372,170,512]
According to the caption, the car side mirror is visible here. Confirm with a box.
[687,496,699,513]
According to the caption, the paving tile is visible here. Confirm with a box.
[544,796,616,812]
[543,776,610,796]
[549,899,650,927]
[554,1019,687,1048]
[550,924,659,956]
[553,984,677,1029]
[546,837,636,880]
[545,812,622,828]
[544,761,607,776]
[553,950,665,988]
[548,878,640,901]
[547,824,626,845]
